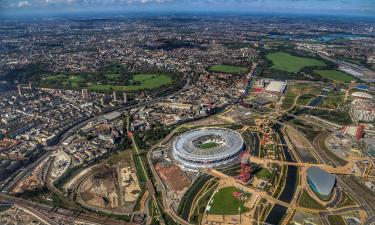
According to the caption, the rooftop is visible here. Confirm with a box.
[307,167,336,197]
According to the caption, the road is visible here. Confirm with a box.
[249,155,356,175]
[365,216,375,225]
[17,205,60,225]
[145,126,193,225]
[1,150,53,193]
[0,194,135,225]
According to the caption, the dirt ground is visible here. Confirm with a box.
[78,150,141,213]
[155,163,191,191]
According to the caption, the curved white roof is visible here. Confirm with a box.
[173,127,244,168]
[352,92,373,99]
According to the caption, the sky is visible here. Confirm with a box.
[1,0,375,17]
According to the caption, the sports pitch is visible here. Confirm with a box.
[208,64,248,74]
[199,142,220,149]
[266,52,326,73]
[314,70,356,82]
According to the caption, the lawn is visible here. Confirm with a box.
[297,94,316,105]
[208,64,248,74]
[307,109,352,125]
[298,191,325,209]
[318,91,344,109]
[199,142,220,149]
[281,83,321,110]
[255,168,272,180]
[209,186,249,215]
[89,74,172,92]
[337,192,356,208]
[315,70,357,82]
[327,215,346,225]
[266,52,326,73]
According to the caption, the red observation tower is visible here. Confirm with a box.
[240,152,251,183]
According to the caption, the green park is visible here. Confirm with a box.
[42,73,173,92]
[314,70,357,82]
[88,74,172,92]
[266,52,326,73]
[209,186,249,215]
[208,64,249,74]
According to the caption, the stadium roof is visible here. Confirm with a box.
[352,92,373,99]
[307,167,336,196]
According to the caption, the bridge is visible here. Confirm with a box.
[248,155,374,177]
[204,168,325,214]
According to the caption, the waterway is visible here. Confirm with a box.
[251,132,260,157]
[264,93,326,224]
[268,33,370,42]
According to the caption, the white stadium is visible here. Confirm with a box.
[172,127,245,169]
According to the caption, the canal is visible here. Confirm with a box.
[264,92,326,224]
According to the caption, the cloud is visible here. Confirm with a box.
[18,1,29,7]
[1,0,374,15]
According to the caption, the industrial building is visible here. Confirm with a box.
[342,125,365,140]
[264,81,287,95]
[172,128,245,169]
[307,167,336,200]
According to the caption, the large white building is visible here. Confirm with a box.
[264,81,287,95]
[172,128,245,169]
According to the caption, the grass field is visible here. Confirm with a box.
[209,186,249,215]
[208,64,248,74]
[314,70,356,82]
[281,83,320,110]
[266,52,326,73]
[337,192,356,208]
[89,74,172,92]
[298,191,325,209]
[199,142,220,149]
[318,91,344,109]
[255,168,272,180]
[297,94,316,105]
[42,72,172,92]
[327,215,346,225]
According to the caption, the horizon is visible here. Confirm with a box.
[1,0,375,19]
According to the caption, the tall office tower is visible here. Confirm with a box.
[81,89,89,99]
[17,85,22,96]
[101,97,105,106]
[113,91,117,102]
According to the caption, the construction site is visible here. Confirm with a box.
[77,150,141,213]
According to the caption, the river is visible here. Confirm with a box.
[264,92,326,224]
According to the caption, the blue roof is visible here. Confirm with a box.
[355,85,369,90]
[307,167,336,196]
